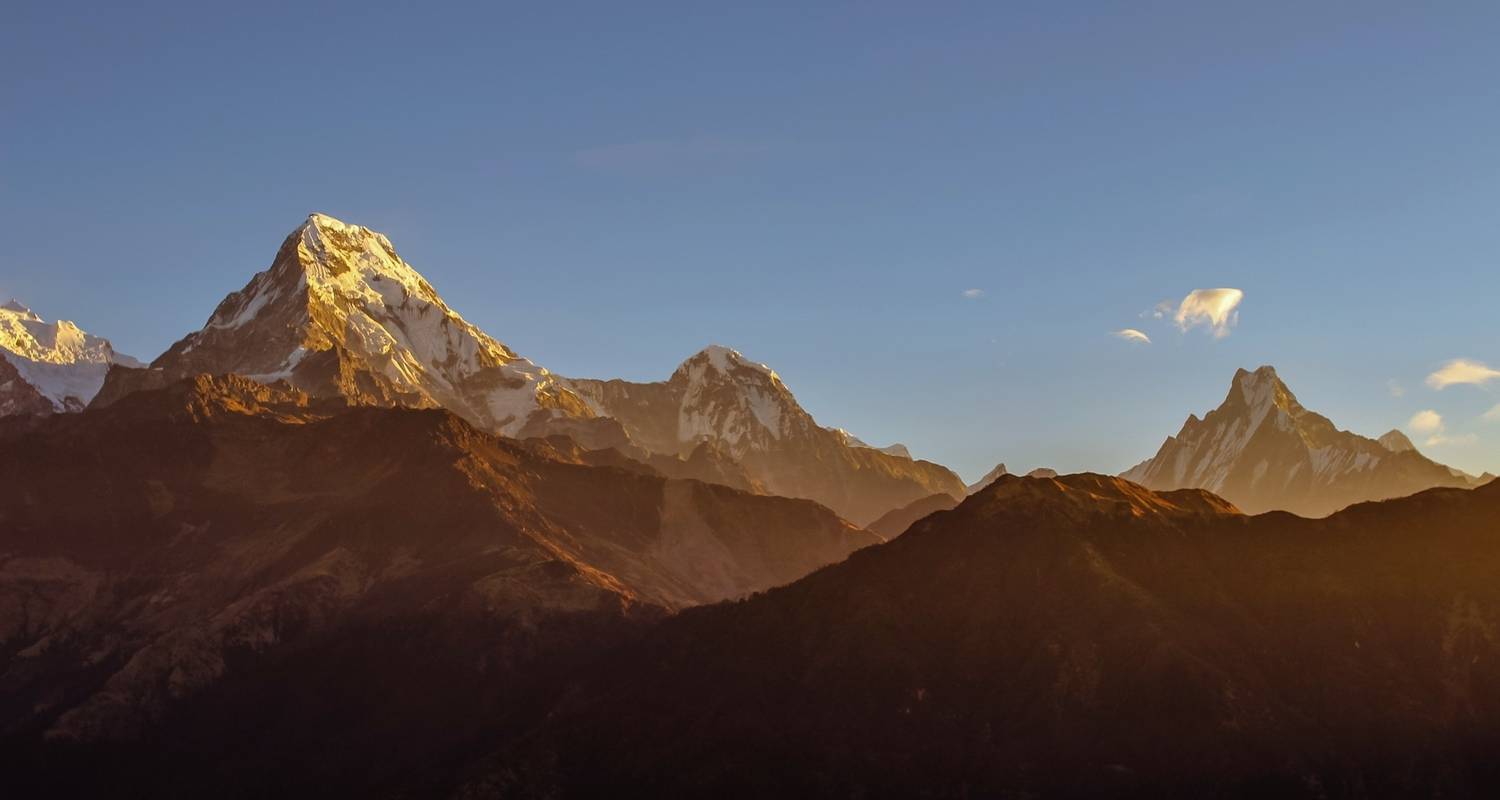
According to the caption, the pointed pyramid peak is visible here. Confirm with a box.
[1226,364,1298,414]
[1232,364,1282,386]
[966,462,1010,495]
[1378,429,1417,453]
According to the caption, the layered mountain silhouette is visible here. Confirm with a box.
[867,492,960,537]
[0,300,141,414]
[482,473,1500,798]
[567,345,965,524]
[1123,365,1482,516]
[10,213,1500,797]
[0,375,875,771]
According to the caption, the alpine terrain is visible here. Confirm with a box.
[0,300,142,415]
[1122,365,1484,516]
[567,345,966,524]
[95,214,610,443]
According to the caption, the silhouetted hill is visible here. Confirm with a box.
[487,474,1500,798]
[0,374,876,796]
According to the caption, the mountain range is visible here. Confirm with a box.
[80,214,960,525]
[5,213,1500,796]
[0,374,874,752]
[5,215,1490,524]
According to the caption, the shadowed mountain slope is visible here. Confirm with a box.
[487,473,1500,798]
[0,375,876,794]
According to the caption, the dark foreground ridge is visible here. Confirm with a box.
[481,473,1500,798]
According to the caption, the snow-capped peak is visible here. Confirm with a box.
[671,345,797,448]
[1122,365,1475,517]
[684,345,782,383]
[0,303,135,367]
[150,213,591,436]
[0,302,141,412]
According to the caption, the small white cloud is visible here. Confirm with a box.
[1483,403,1500,422]
[961,288,985,299]
[1174,288,1244,338]
[1408,409,1444,434]
[1387,379,1405,398]
[1112,328,1151,345]
[1409,408,1479,447]
[1427,358,1500,390]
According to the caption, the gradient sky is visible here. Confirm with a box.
[4,2,1499,480]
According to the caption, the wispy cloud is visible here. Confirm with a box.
[574,137,770,174]
[1408,409,1444,434]
[1387,379,1405,398]
[1173,288,1244,338]
[1483,404,1500,422]
[961,288,985,299]
[1112,328,1151,345]
[1426,358,1500,390]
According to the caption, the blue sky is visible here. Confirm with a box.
[4,2,1499,479]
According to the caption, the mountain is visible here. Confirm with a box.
[97,214,610,443]
[0,300,141,414]
[566,345,966,524]
[0,373,877,789]
[1121,365,1477,516]
[1378,428,1417,453]
[866,492,959,538]
[490,474,1500,798]
[1024,466,1058,478]
[965,462,1009,495]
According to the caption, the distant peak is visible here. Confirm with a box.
[965,462,1010,495]
[1378,429,1417,453]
